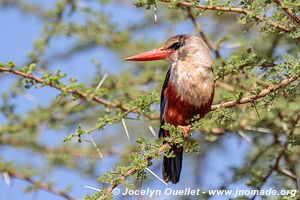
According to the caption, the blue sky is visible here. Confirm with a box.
[0,1,253,200]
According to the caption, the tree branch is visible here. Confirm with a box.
[0,66,298,120]
[1,68,294,199]
[28,0,68,64]
[103,143,170,199]
[5,170,75,200]
[250,114,300,199]
[274,0,300,26]
[186,7,221,58]
[250,149,285,200]
[211,75,298,111]
[160,0,292,33]
[0,66,130,111]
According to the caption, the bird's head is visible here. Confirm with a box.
[125,34,212,68]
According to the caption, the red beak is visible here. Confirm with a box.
[125,48,174,61]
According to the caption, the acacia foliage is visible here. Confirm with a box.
[0,0,299,200]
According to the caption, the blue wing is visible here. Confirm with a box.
[159,67,171,138]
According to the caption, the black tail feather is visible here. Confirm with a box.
[162,148,183,184]
[159,126,183,184]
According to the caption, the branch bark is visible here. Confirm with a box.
[0,66,298,119]
[1,69,296,199]
[102,143,170,199]
[0,67,130,111]
[186,7,221,58]
[5,171,75,200]
[211,75,298,110]
[160,0,292,32]
[274,0,300,26]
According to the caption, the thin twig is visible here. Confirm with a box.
[250,149,285,200]
[29,0,68,64]
[186,7,221,58]
[251,115,300,200]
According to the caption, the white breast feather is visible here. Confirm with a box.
[170,62,214,108]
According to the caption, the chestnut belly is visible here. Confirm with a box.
[163,84,212,126]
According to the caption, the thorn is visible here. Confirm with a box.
[251,101,260,119]
[2,172,11,186]
[86,135,104,159]
[83,139,92,144]
[244,126,273,134]
[148,125,157,137]
[146,168,168,186]
[297,174,300,196]
[96,73,108,90]
[124,116,139,120]
[82,185,101,192]
[122,118,131,141]
[66,99,82,109]
[153,1,157,23]
[281,122,289,133]
[24,93,38,103]
[278,167,297,180]
[237,131,252,143]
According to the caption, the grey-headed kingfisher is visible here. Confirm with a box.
[125,34,214,184]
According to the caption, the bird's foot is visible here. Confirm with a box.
[178,125,190,139]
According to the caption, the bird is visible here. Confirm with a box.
[125,34,214,184]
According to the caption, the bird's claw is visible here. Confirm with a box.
[178,125,190,139]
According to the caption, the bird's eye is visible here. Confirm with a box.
[170,42,182,50]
